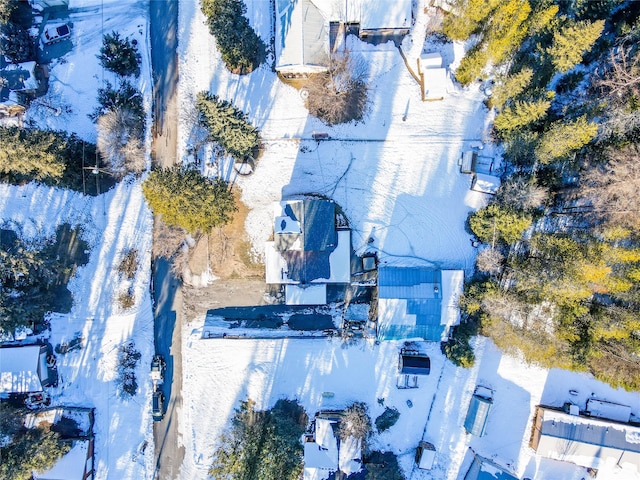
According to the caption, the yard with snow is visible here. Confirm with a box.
[2,0,640,479]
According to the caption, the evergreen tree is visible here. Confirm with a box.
[485,0,531,64]
[0,21,32,63]
[196,91,260,160]
[92,80,144,124]
[0,426,70,480]
[493,98,551,133]
[201,0,266,74]
[547,20,605,73]
[442,0,499,41]
[454,46,489,86]
[142,166,237,234]
[0,127,66,181]
[535,116,598,164]
[491,68,534,109]
[98,31,141,77]
[468,204,532,245]
[0,0,17,24]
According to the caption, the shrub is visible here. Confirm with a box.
[142,166,237,234]
[374,407,400,433]
[201,0,266,74]
[118,289,135,310]
[118,249,139,279]
[196,92,260,160]
[96,107,145,178]
[98,31,141,77]
[305,53,369,125]
[117,341,141,397]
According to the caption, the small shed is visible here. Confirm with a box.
[418,52,448,101]
[415,441,436,470]
[464,387,493,437]
[398,352,431,375]
[471,173,501,195]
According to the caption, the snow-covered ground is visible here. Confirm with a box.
[175,2,640,480]
[2,0,155,478]
[3,1,640,479]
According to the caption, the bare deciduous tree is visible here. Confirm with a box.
[496,175,549,211]
[97,107,145,179]
[476,247,504,276]
[339,402,371,442]
[580,145,640,229]
[305,52,369,125]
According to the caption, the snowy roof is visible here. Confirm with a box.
[586,398,632,423]
[420,52,443,69]
[417,441,436,469]
[463,451,518,480]
[350,0,412,31]
[464,394,493,437]
[33,440,90,480]
[338,434,362,475]
[377,267,463,341]
[423,67,448,100]
[471,173,501,195]
[275,0,329,73]
[286,284,327,305]
[0,345,46,395]
[532,406,640,469]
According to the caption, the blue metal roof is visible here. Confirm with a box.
[378,267,445,341]
[464,394,492,437]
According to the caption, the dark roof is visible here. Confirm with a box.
[275,199,337,253]
[399,353,430,375]
[281,250,332,283]
[464,394,492,437]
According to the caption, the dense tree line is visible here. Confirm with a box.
[142,165,237,234]
[441,1,640,388]
[200,0,266,74]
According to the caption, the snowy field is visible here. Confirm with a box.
[2,0,155,478]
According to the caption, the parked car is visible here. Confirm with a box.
[41,23,71,44]
[152,390,165,420]
[150,354,165,386]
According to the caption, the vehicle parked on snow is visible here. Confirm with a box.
[41,23,71,45]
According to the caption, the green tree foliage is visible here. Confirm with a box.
[0,0,17,24]
[209,398,307,480]
[442,319,477,367]
[535,116,598,164]
[92,80,144,124]
[200,0,266,74]
[525,4,559,34]
[485,0,531,64]
[362,451,405,480]
[0,126,66,180]
[491,68,533,109]
[468,204,532,245]
[454,46,489,86]
[493,98,551,133]
[374,407,400,433]
[0,425,70,480]
[0,21,33,63]
[196,91,260,160]
[142,166,237,234]
[547,20,605,73]
[442,0,499,41]
[0,229,78,337]
[98,31,141,77]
